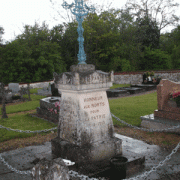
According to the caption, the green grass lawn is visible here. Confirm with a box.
[0,88,56,142]
[0,85,157,143]
[109,91,157,127]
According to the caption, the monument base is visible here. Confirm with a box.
[51,137,122,164]
[154,109,180,120]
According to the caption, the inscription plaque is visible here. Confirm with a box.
[59,91,114,145]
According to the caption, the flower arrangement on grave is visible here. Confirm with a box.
[145,71,154,77]
[152,75,161,84]
[150,71,154,76]
[145,71,150,77]
[48,101,60,114]
[169,91,180,107]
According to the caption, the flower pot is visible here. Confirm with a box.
[110,156,128,180]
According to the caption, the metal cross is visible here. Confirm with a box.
[62,0,95,64]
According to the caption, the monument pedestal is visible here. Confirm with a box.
[52,137,122,163]
[51,64,122,166]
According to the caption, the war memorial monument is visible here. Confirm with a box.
[51,0,122,172]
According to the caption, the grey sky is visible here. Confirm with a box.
[1,0,179,44]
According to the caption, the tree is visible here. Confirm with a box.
[171,25,180,68]
[0,26,4,43]
[139,46,172,70]
[0,42,11,119]
[60,21,79,70]
[159,32,174,54]
[135,15,160,50]
[0,22,66,101]
[125,0,180,32]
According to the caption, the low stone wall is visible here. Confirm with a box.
[114,74,142,84]
[4,80,54,90]
[114,71,180,84]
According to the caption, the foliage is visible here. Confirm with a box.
[125,0,180,32]
[135,16,160,50]
[0,26,4,43]
[1,6,179,75]
[139,47,172,70]
[0,22,66,84]
[60,21,79,70]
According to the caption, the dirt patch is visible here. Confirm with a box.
[0,132,57,153]
[0,125,179,153]
[7,110,36,117]
[114,126,180,150]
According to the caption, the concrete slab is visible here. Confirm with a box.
[131,84,157,91]
[0,134,180,180]
[141,114,180,134]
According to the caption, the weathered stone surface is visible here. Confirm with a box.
[131,84,156,91]
[53,65,113,91]
[154,79,180,120]
[70,64,95,73]
[32,158,70,180]
[106,89,129,97]
[36,97,61,124]
[59,91,114,145]
[0,83,12,104]
[141,114,180,134]
[114,72,180,84]
[37,87,52,96]
[8,83,20,94]
[52,65,122,165]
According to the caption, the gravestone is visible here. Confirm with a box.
[37,86,52,96]
[36,97,61,124]
[0,82,12,103]
[141,79,180,133]
[131,84,157,91]
[19,86,28,100]
[51,64,122,167]
[8,83,20,94]
[51,83,61,97]
[154,79,180,120]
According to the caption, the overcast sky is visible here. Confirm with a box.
[1,0,180,44]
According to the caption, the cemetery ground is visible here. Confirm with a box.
[0,85,179,154]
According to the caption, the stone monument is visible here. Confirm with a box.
[51,0,122,172]
[51,64,122,164]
